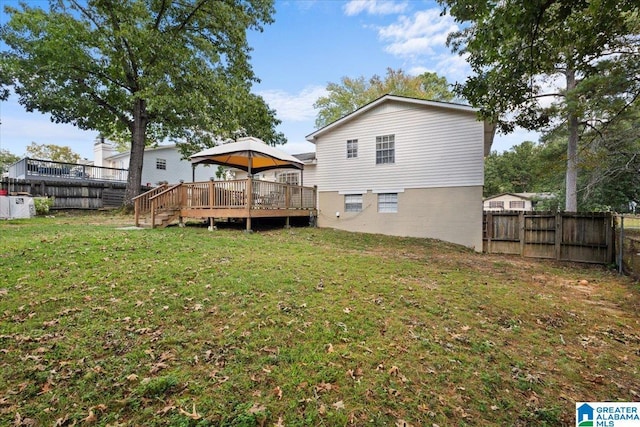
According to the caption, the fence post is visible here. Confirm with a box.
[619,215,624,274]
[485,212,493,254]
[519,211,525,257]
[555,211,563,261]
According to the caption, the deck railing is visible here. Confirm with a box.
[133,178,317,227]
[181,179,317,211]
[8,157,128,183]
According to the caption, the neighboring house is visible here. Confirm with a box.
[483,192,554,211]
[259,152,316,186]
[304,94,494,251]
[94,140,218,185]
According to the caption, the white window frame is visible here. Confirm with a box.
[156,158,167,170]
[277,171,299,186]
[347,139,358,159]
[344,194,363,212]
[376,135,395,164]
[378,193,398,213]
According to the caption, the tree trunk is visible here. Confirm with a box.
[123,98,148,209]
[565,68,578,212]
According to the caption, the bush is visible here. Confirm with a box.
[34,197,54,215]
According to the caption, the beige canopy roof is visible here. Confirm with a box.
[189,137,304,174]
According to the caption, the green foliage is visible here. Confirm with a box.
[440,0,640,211]
[313,68,454,128]
[25,142,81,163]
[483,141,559,197]
[1,0,280,203]
[0,148,20,173]
[33,197,54,215]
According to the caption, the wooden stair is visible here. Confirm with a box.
[137,208,180,228]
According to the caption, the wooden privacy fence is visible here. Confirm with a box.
[615,215,640,280]
[1,177,151,209]
[483,211,614,264]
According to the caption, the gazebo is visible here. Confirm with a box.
[133,138,316,230]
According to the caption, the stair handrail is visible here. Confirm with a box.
[149,182,183,229]
[133,184,168,227]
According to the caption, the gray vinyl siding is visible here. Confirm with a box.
[313,101,484,192]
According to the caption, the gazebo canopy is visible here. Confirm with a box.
[189,137,304,174]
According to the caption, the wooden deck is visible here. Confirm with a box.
[133,179,317,230]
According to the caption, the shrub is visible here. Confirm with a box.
[33,197,54,215]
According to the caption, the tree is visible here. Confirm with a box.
[313,68,454,128]
[483,140,558,197]
[25,142,81,163]
[1,0,282,207]
[0,149,20,173]
[440,0,640,211]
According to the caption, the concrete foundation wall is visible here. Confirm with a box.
[316,186,483,251]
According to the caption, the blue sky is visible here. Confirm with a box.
[0,0,537,160]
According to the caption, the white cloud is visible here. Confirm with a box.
[378,9,458,57]
[343,0,409,16]
[432,52,471,84]
[258,85,327,122]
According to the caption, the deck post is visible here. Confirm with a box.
[150,198,156,229]
[134,197,140,227]
[246,177,253,231]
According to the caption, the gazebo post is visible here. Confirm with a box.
[245,157,253,232]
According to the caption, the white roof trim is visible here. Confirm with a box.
[305,94,477,143]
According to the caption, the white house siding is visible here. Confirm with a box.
[317,186,483,250]
[483,194,534,211]
[105,146,217,185]
[313,101,484,192]
[308,99,486,250]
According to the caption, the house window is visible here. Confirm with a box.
[156,158,167,170]
[510,200,525,209]
[488,201,504,209]
[345,194,363,212]
[277,171,299,186]
[347,139,358,158]
[376,135,395,164]
[378,193,398,213]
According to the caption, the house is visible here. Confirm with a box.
[94,139,219,185]
[483,192,554,211]
[304,94,494,251]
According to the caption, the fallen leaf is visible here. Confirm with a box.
[332,400,345,410]
[178,403,201,420]
[273,416,285,427]
[396,420,413,427]
[388,366,400,376]
[273,386,283,400]
[83,408,97,424]
[343,307,351,314]
[326,343,334,353]
[247,403,266,414]
[126,374,138,382]
[156,404,175,415]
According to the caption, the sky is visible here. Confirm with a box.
[0,0,539,161]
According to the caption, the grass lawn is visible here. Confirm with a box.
[1,213,639,426]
